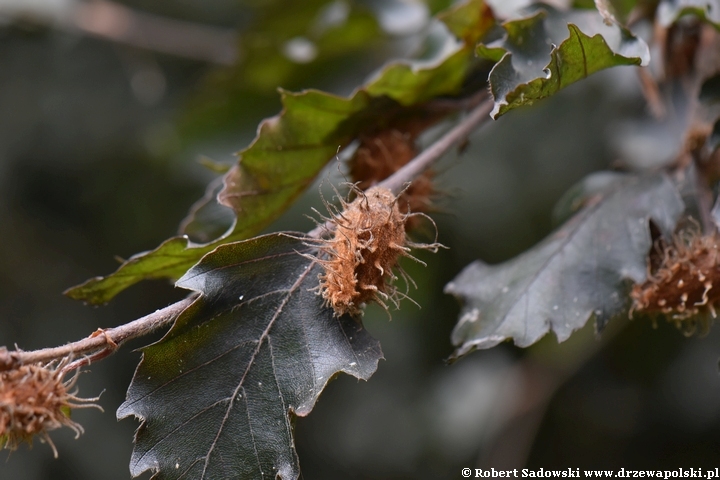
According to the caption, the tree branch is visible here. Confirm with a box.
[0,95,494,371]
[0,296,195,372]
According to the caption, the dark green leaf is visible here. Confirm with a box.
[657,0,720,29]
[66,0,494,305]
[363,49,471,106]
[697,74,720,154]
[66,236,200,305]
[445,173,683,359]
[699,74,720,104]
[117,234,383,479]
[477,6,649,118]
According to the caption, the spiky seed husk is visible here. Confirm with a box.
[316,186,437,317]
[630,229,720,335]
[0,363,101,457]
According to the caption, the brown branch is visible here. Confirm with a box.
[0,296,195,372]
[0,95,495,372]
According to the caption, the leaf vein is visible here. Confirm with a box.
[122,339,257,410]
[268,336,293,451]
[134,397,227,467]
[177,458,203,479]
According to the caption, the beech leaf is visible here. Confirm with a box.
[445,173,683,358]
[117,234,383,479]
[478,6,649,118]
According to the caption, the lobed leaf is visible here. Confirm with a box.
[66,0,496,305]
[117,233,383,479]
[445,173,684,359]
[478,6,649,118]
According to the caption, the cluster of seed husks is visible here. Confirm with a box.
[316,186,437,317]
[630,230,720,334]
[0,363,98,457]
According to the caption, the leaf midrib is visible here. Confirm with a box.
[199,257,316,479]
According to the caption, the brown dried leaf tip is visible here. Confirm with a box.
[630,229,720,335]
[0,363,102,458]
[313,185,442,317]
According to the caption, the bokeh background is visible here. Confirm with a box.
[1,0,719,478]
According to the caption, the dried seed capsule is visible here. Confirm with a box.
[0,362,102,457]
[315,186,440,317]
[630,229,720,335]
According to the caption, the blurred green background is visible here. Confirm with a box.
[1,1,719,478]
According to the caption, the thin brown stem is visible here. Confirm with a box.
[0,296,195,372]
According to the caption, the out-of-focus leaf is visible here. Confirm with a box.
[477,6,649,118]
[364,0,496,105]
[66,0,495,305]
[572,0,639,21]
[117,234,383,479]
[445,173,683,358]
[709,119,720,152]
[428,0,457,16]
[180,0,384,142]
[711,186,720,225]
[437,0,495,45]
[657,0,720,29]
[364,49,470,106]
[697,74,720,154]
[699,73,720,104]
